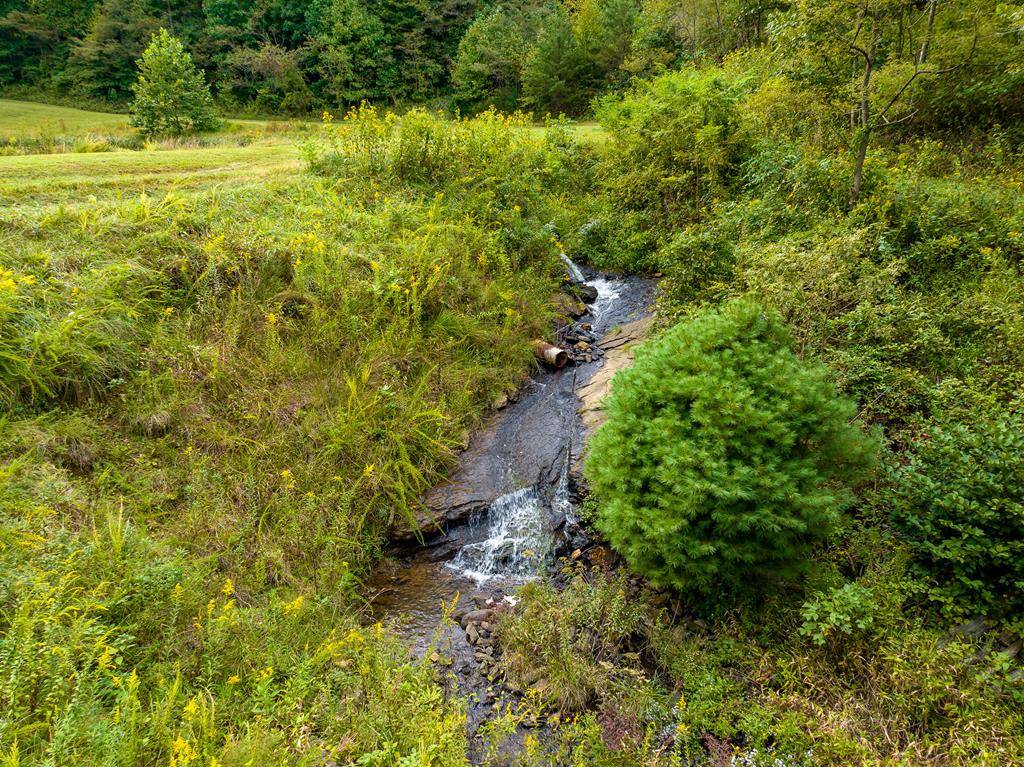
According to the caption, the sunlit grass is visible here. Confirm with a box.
[0,143,302,209]
[0,98,131,137]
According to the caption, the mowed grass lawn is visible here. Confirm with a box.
[1,99,310,209]
[1,98,308,138]
[0,143,302,209]
[0,98,132,137]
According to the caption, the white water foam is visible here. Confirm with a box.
[587,276,621,328]
[447,487,554,584]
[560,253,586,283]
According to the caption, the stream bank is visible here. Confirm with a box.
[366,263,656,756]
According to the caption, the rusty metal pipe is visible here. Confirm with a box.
[532,340,567,368]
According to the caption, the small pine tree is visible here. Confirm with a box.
[585,300,877,600]
[130,29,219,136]
[521,6,592,117]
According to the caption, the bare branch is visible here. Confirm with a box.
[878,108,919,129]
[877,22,978,121]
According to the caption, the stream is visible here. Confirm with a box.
[366,260,655,754]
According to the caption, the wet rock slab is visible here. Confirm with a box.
[393,273,656,543]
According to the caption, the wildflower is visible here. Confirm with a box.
[362,464,375,477]
[170,736,197,767]
[283,594,305,614]
[227,675,240,685]
[265,312,277,325]
[370,260,380,271]
[221,578,234,597]
[163,307,175,316]
[97,645,115,669]
[182,696,199,720]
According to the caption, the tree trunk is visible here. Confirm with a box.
[850,126,871,205]
[919,0,937,64]
[850,30,875,206]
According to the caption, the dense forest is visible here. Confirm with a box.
[2,0,1019,124]
[2,0,1024,766]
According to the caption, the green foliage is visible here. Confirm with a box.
[495,572,663,713]
[130,29,219,136]
[586,299,877,599]
[64,0,159,103]
[520,3,591,116]
[450,3,539,114]
[890,414,1024,624]
[223,44,314,116]
[799,582,879,648]
[596,68,748,229]
[310,0,397,105]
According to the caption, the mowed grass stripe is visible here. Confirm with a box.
[0,143,302,207]
[0,98,132,137]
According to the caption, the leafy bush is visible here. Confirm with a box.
[586,300,877,599]
[596,67,748,227]
[799,583,879,648]
[130,29,218,137]
[890,414,1024,623]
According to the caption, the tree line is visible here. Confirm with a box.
[1,0,1021,132]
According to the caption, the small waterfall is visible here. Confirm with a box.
[552,448,574,525]
[587,276,621,328]
[447,487,554,584]
[560,253,586,283]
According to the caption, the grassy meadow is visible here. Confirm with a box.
[0,101,601,765]
[2,71,1024,767]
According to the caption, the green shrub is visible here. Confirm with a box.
[799,582,879,648]
[585,300,877,599]
[130,29,219,137]
[890,414,1024,623]
[596,67,748,228]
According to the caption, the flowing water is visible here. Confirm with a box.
[365,257,655,750]
[559,252,586,283]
